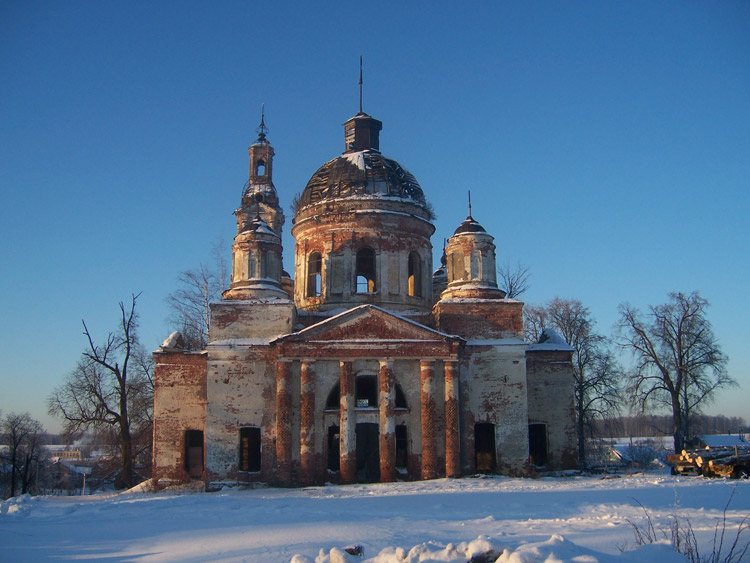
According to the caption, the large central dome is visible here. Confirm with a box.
[295,111,431,216]
[299,149,427,207]
[290,110,436,316]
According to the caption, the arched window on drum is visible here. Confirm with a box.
[307,252,322,297]
[408,252,422,297]
[355,247,376,293]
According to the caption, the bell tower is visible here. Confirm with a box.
[224,110,288,300]
[237,106,284,237]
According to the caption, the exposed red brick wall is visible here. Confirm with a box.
[526,349,578,470]
[152,351,207,487]
[420,360,438,480]
[275,361,292,486]
[299,361,316,486]
[444,360,460,478]
[379,361,396,482]
[339,361,356,484]
[435,300,523,339]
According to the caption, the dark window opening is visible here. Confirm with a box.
[326,381,407,411]
[408,252,422,297]
[528,423,548,466]
[326,383,340,410]
[239,427,261,472]
[184,430,203,479]
[395,425,408,469]
[475,423,496,473]
[327,425,340,472]
[307,252,322,297]
[356,375,378,408]
[255,159,266,176]
[395,384,408,409]
[355,247,376,293]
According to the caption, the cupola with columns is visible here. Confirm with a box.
[440,197,505,301]
[433,196,523,338]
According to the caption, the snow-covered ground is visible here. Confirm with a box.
[2,471,748,562]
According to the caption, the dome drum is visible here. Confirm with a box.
[292,211,434,313]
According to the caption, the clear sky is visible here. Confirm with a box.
[1,2,748,433]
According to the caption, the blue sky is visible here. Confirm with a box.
[1,2,748,433]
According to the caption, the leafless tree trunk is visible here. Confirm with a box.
[48,294,153,490]
[617,291,732,453]
[1,412,44,498]
[525,297,621,469]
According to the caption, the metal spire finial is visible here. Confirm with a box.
[359,55,363,114]
[468,190,472,218]
[256,103,268,142]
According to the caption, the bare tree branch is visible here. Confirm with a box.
[497,260,531,299]
[165,243,228,350]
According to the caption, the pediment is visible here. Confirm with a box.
[278,305,455,344]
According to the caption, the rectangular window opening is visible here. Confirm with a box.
[239,427,261,473]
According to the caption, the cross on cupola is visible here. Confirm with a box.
[248,104,274,184]
[256,103,269,144]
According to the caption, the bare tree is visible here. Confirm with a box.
[1,412,44,498]
[617,291,732,453]
[48,294,153,489]
[525,297,621,468]
[166,241,228,350]
[498,260,531,299]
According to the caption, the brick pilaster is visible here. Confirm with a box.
[421,359,437,480]
[275,360,292,486]
[339,361,356,484]
[300,360,316,486]
[445,360,460,478]
[379,360,396,482]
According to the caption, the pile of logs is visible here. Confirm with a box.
[666,445,750,478]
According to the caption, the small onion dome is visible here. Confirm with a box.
[432,264,447,282]
[453,215,487,235]
[299,150,427,208]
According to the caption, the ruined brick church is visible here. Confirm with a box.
[152,105,577,489]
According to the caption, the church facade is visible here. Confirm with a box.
[151,108,577,489]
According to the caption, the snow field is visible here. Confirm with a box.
[1,471,748,562]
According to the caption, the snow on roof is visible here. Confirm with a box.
[699,434,749,447]
[218,294,291,303]
[342,151,370,170]
[439,297,506,304]
[208,338,277,347]
[466,338,527,347]
[527,328,574,352]
[276,304,462,343]
[248,220,277,236]
[160,331,184,350]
